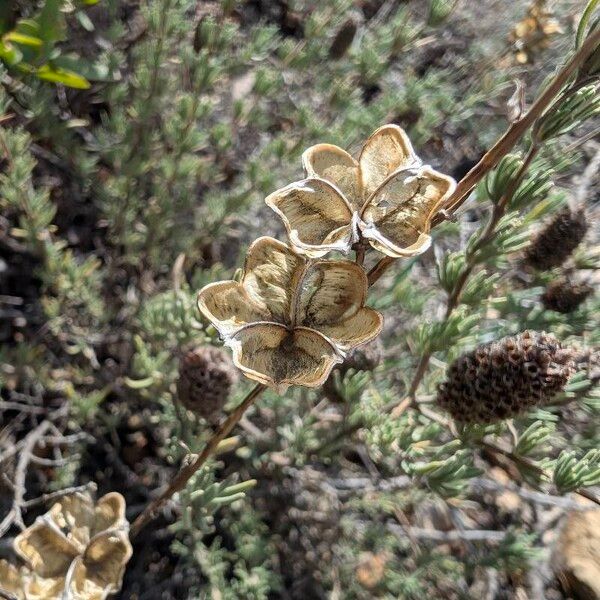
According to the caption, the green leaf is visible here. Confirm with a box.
[0,40,22,65]
[36,64,91,88]
[76,11,95,32]
[4,31,43,48]
[38,0,66,45]
[576,0,599,48]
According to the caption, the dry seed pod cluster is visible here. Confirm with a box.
[198,125,457,390]
[0,490,132,600]
[524,207,588,271]
[265,125,456,258]
[437,331,575,423]
[542,278,593,313]
[198,237,383,391]
[177,345,238,420]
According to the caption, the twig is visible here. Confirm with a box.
[130,383,266,538]
[22,483,97,509]
[0,420,52,537]
[471,477,595,510]
[481,438,600,507]
[367,256,394,286]
[434,27,600,222]
[366,28,600,287]
[386,521,507,543]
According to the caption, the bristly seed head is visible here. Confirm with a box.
[177,346,238,421]
[524,207,588,271]
[436,331,575,423]
[542,278,593,313]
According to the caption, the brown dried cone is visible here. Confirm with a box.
[177,346,239,420]
[523,207,588,271]
[542,278,593,313]
[437,331,576,423]
[329,18,358,59]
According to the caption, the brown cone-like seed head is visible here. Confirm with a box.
[329,18,358,59]
[542,278,593,313]
[437,331,575,423]
[177,346,238,420]
[524,207,588,271]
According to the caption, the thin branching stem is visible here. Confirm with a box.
[130,383,266,538]
[396,143,542,414]
[366,28,600,287]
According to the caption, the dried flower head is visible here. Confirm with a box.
[0,560,28,599]
[13,490,132,600]
[542,278,593,313]
[197,236,383,391]
[509,0,562,64]
[437,331,575,423]
[177,345,238,420]
[265,124,456,258]
[524,207,588,270]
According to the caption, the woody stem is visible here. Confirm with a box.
[366,27,600,287]
[433,26,600,222]
[130,383,266,538]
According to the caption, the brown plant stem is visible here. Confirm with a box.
[130,383,266,538]
[367,255,394,286]
[394,143,542,415]
[366,28,600,287]
[433,26,600,223]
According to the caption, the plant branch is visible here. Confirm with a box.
[391,142,542,416]
[366,28,600,287]
[130,383,266,538]
[367,255,395,286]
[433,26,600,223]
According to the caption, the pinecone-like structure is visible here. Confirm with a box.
[176,346,238,420]
[329,18,357,59]
[437,331,575,423]
[542,278,593,313]
[524,207,588,271]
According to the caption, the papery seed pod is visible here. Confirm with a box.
[177,346,238,420]
[329,18,358,59]
[342,338,383,372]
[437,331,575,423]
[524,207,588,270]
[542,278,593,313]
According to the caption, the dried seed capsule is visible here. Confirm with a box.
[329,18,358,59]
[524,207,588,271]
[177,346,238,420]
[437,331,575,423]
[542,278,593,313]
